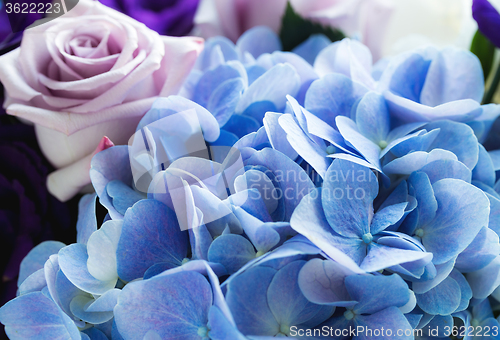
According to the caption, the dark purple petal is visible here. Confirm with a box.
[98,0,200,36]
[473,0,500,48]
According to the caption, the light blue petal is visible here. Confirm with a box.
[76,193,97,245]
[236,64,301,114]
[346,274,410,315]
[419,48,484,106]
[268,261,334,327]
[385,91,482,123]
[207,234,256,274]
[223,114,261,138]
[106,180,144,216]
[193,64,243,107]
[114,271,212,339]
[0,292,80,340]
[322,159,378,238]
[455,227,500,272]
[86,288,121,312]
[382,149,457,176]
[466,256,500,299]
[87,220,123,283]
[195,37,238,71]
[292,34,331,65]
[137,96,220,142]
[44,254,61,308]
[70,295,114,324]
[416,276,461,315]
[225,266,279,335]
[387,53,431,102]
[355,92,390,144]
[290,188,365,272]
[82,328,109,340]
[18,268,46,295]
[236,26,281,58]
[208,78,244,127]
[189,222,213,261]
[425,120,479,170]
[386,128,440,158]
[421,179,489,264]
[116,199,188,282]
[244,148,315,221]
[354,307,413,340]
[313,38,375,88]
[336,116,382,171]
[207,306,246,340]
[419,159,472,184]
[448,269,472,312]
[370,202,408,235]
[297,258,354,306]
[472,144,496,187]
[412,258,456,294]
[305,73,369,128]
[18,241,65,287]
[278,113,330,178]
[58,244,116,295]
[263,112,298,160]
[232,208,281,253]
[361,243,432,273]
[90,146,132,220]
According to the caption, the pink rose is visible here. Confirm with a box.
[0,0,203,201]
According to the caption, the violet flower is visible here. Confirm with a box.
[473,0,500,48]
[99,0,200,36]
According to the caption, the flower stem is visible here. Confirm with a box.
[484,61,500,104]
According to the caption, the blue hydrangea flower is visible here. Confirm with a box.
[114,261,245,340]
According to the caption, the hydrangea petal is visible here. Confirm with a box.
[305,73,368,128]
[87,220,123,282]
[290,188,364,273]
[354,307,413,340]
[268,261,334,327]
[415,276,461,315]
[0,292,80,340]
[114,271,212,339]
[467,256,500,299]
[58,244,116,295]
[106,180,144,216]
[236,26,281,59]
[18,241,65,287]
[355,92,390,144]
[422,179,489,264]
[225,266,279,335]
[420,48,484,106]
[207,234,256,274]
[235,64,301,114]
[322,159,378,238]
[425,120,479,170]
[346,274,410,315]
[116,199,188,282]
[297,258,354,306]
[76,193,97,245]
[455,227,500,273]
[18,268,46,295]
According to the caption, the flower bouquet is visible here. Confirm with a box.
[1,0,500,339]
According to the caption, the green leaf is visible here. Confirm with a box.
[279,2,344,51]
[471,29,496,81]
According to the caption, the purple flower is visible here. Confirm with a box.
[0,115,77,338]
[473,0,500,48]
[99,0,200,36]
